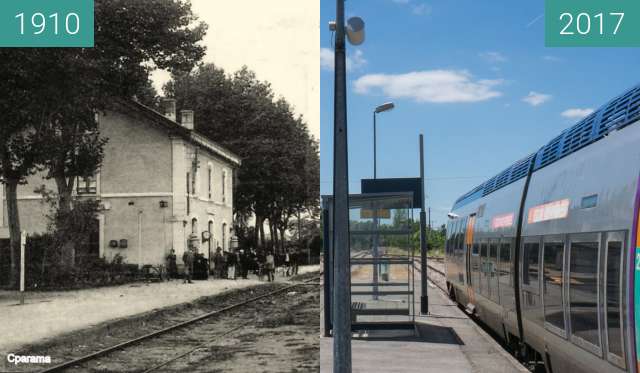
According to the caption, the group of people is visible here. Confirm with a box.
[166,246,301,284]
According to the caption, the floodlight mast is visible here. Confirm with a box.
[332,0,352,372]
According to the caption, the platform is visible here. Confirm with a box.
[320,278,528,373]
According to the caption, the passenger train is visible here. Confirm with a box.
[445,84,640,373]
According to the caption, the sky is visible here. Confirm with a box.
[320,0,640,227]
[151,0,320,139]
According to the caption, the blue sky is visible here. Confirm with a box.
[320,0,640,227]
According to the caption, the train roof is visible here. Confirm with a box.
[453,83,640,211]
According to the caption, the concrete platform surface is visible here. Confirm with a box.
[321,279,528,373]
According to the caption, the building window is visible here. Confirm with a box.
[222,223,227,251]
[77,175,97,195]
[568,235,600,349]
[222,170,227,203]
[208,220,214,252]
[191,218,198,234]
[208,165,213,200]
[543,239,565,332]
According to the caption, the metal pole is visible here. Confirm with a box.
[333,0,352,371]
[419,135,429,314]
[19,231,26,305]
[372,111,379,300]
[373,112,377,179]
[323,208,332,337]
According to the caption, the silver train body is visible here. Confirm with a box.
[445,85,640,373]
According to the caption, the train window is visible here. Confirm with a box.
[543,239,565,333]
[522,240,540,288]
[568,234,600,351]
[581,194,598,209]
[480,242,488,295]
[605,234,625,367]
[472,243,479,256]
[499,240,511,286]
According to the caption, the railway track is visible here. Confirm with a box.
[38,276,320,373]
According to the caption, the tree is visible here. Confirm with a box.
[0,49,46,286]
[167,64,320,250]
[35,0,207,216]
[0,0,207,285]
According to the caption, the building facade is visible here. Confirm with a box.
[0,99,241,267]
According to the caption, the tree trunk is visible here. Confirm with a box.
[279,226,286,253]
[54,173,76,265]
[268,219,275,251]
[258,216,265,249]
[55,173,73,216]
[5,179,20,288]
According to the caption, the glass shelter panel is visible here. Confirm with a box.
[348,194,415,325]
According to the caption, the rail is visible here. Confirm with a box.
[40,276,320,373]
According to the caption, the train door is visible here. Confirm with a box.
[480,240,489,297]
[489,238,500,303]
[465,215,476,288]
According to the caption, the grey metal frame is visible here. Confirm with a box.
[567,232,603,358]
[603,230,626,369]
[520,236,541,296]
[541,234,567,339]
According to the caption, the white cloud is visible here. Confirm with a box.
[391,0,431,16]
[353,70,503,103]
[542,55,563,62]
[320,48,334,71]
[479,51,507,63]
[561,108,595,119]
[412,3,431,15]
[522,91,552,106]
[320,48,367,72]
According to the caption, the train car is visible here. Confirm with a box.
[445,84,640,373]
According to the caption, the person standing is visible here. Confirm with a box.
[213,247,225,279]
[266,251,275,282]
[284,249,291,276]
[226,249,237,280]
[166,249,177,280]
[182,248,194,284]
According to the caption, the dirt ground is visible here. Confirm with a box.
[3,273,320,373]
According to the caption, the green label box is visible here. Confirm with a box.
[0,0,94,47]
[545,0,640,47]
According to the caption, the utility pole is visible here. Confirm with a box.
[419,135,428,314]
[332,0,352,371]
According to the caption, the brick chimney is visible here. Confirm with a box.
[180,110,194,131]
[161,98,176,121]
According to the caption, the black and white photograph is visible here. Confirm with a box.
[0,1,320,372]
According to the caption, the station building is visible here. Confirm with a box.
[0,99,241,266]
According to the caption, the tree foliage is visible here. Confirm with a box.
[166,64,320,249]
[0,0,207,286]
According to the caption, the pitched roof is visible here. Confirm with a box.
[116,99,242,167]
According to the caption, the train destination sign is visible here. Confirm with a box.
[491,213,514,229]
[527,199,570,224]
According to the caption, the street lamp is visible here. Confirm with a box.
[332,2,365,372]
[373,102,394,179]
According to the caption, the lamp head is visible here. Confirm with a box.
[447,212,459,219]
[346,17,365,45]
[375,102,395,113]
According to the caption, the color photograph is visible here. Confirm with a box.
[321,1,640,372]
